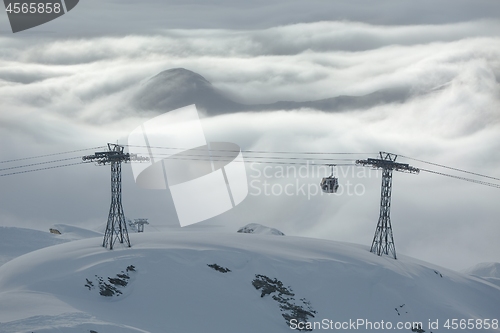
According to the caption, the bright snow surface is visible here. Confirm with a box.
[0,227,67,266]
[0,228,499,332]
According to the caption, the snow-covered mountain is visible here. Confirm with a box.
[0,227,67,267]
[0,225,102,266]
[133,68,411,115]
[463,262,500,288]
[463,262,500,278]
[133,68,243,115]
[0,227,499,333]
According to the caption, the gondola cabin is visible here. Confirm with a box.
[320,176,339,193]
[320,164,339,193]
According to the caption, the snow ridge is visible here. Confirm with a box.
[463,262,500,278]
[237,223,285,236]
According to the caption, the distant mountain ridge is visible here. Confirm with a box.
[463,262,500,288]
[463,262,500,278]
[133,68,412,115]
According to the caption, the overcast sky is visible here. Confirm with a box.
[2,0,500,34]
[0,1,499,271]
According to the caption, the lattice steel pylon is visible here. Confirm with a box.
[83,144,149,250]
[356,152,419,259]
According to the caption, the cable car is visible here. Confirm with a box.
[320,165,339,193]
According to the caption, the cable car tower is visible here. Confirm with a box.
[83,144,149,250]
[356,152,419,259]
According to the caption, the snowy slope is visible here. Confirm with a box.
[0,230,499,333]
[50,223,103,241]
[0,225,103,267]
[0,227,67,266]
[463,262,500,288]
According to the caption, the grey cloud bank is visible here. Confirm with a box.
[1,0,500,35]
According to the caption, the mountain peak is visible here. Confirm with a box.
[133,67,240,114]
[463,262,500,278]
[151,68,212,88]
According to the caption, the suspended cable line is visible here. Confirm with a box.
[0,156,82,172]
[0,161,91,177]
[419,168,500,189]
[0,146,107,164]
[141,152,356,162]
[0,154,357,175]
[123,144,373,156]
[400,155,500,182]
[153,155,356,166]
[0,145,499,190]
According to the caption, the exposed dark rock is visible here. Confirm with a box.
[108,277,128,287]
[252,274,293,298]
[252,274,316,331]
[207,263,231,273]
[84,278,94,291]
[99,282,122,297]
[85,265,136,298]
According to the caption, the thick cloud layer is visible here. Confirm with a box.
[2,0,500,35]
[0,20,499,271]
